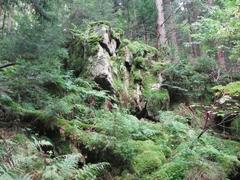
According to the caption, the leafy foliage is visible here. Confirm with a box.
[1,1,240,179]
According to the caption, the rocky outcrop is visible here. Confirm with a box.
[70,22,170,119]
[70,22,121,93]
[211,82,240,136]
[88,45,114,93]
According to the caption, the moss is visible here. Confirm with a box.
[151,161,190,180]
[212,81,240,97]
[132,69,143,83]
[128,41,158,57]
[194,144,240,175]
[231,117,240,136]
[120,39,131,48]
[131,140,166,176]
[133,57,147,69]
[150,61,166,74]
[144,88,169,102]
[0,93,13,106]
[158,111,189,124]
[88,21,111,27]
[144,88,170,117]
[13,133,28,144]
[88,21,122,43]
[2,97,240,179]
[133,151,165,175]
[143,74,158,87]
[112,27,124,38]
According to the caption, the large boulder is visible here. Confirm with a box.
[70,22,170,119]
[88,45,114,93]
[70,22,121,93]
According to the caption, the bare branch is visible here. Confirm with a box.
[0,63,16,70]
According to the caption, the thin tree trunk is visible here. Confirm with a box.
[0,3,2,34]
[132,0,137,39]
[217,48,226,70]
[186,3,197,58]
[207,0,213,5]
[126,2,131,37]
[187,14,195,57]
[143,24,148,43]
[192,6,201,57]
[156,0,167,48]
[2,10,6,36]
[166,0,179,62]
[7,5,13,33]
[206,0,226,70]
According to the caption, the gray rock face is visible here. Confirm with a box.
[92,24,120,57]
[86,24,121,93]
[89,45,114,93]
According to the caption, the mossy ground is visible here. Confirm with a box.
[1,97,239,179]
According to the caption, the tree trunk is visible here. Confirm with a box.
[217,48,226,70]
[187,11,195,58]
[206,0,226,70]
[156,0,167,47]
[0,3,2,33]
[186,3,201,58]
[1,10,6,36]
[143,24,148,43]
[207,0,214,5]
[165,0,179,62]
[7,5,13,33]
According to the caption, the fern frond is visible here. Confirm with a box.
[42,153,83,179]
[76,162,110,180]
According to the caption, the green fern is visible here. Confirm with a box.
[0,151,33,180]
[42,153,82,180]
[77,162,110,180]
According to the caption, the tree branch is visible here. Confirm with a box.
[161,84,188,92]
[197,112,240,139]
[0,63,16,70]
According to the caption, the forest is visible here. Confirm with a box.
[0,0,240,179]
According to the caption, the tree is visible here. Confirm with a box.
[156,0,167,47]
[165,0,179,62]
[192,0,240,70]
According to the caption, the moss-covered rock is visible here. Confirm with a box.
[144,88,170,119]
[130,140,166,177]
[127,41,158,58]
[69,22,122,93]
[211,81,240,136]
[212,81,240,97]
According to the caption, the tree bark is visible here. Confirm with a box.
[0,63,16,70]
[207,0,214,5]
[165,0,179,62]
[0,2,2,33]
[1,10,6,36]
[7,4,13,32]
[186,3,201,58]
[206,0,226,70]
[156,0,167,47]
[216,48,226,70]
